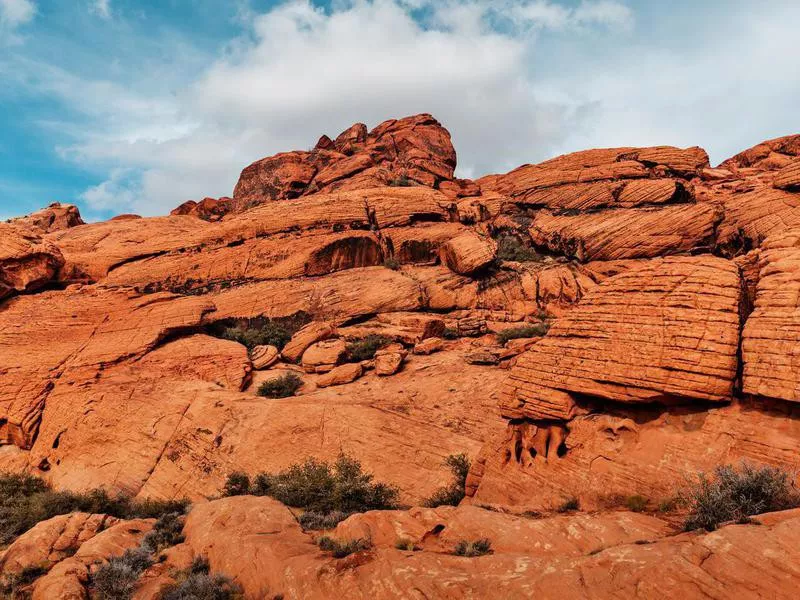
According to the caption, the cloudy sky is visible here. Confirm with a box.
[1,0,798,221]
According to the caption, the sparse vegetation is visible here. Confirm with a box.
[158,557,242,600]
[222,472,251,497]
[345,335,392,362]
[387,175,413,187]
[0,564,49,599]
[221,454,398,525]
[625,495,648,513]
[496,235,545,263]
[453,538,492,557]
[383,257,400,270]
[496,323,550,345]
[317,536,372,558]
[0,473,189,546]
[557,497,580,513]
[257,372,303,398]
[142,512,185,553]
[394,537,419,551]
[423,454,471,508]
[210,316,308,351]
[92,548,154,600]
[683,463,800,531]
[297,510,351,530]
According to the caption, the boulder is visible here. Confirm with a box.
[281,322,335,363]
[413,337,444,355]
[8,203,84,233]
[301,339,348,373]
[774,159,800,191]
[374,343,408,376]
[250,345,279,370]
[439,231,497,274]
[316,362,363,388]
[0,224,65,301]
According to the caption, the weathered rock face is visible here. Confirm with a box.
[230,114,460,212]
[0,223,65,301]
[6,118,800,599]
[501,256,740,421]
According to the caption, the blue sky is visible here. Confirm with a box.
[1,0,798,221]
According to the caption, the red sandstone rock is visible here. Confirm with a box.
[0,223,64,301]
[439,230,497,274]
[8,202,84,233]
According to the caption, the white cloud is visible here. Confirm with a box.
[89,0,111,19]
[0,0,35,43]
[7,0,800,220]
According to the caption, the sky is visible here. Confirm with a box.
[0,0,798,221]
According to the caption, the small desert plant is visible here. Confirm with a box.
[625,495,648,513]
[0,473,188,546]
[345,335,392,362]
[658,498,678,513]
[210,316,307,351]
[394,537,419,551]
[257,372,303,398]
[297,510,351,530]
[453,538,492,557]
[223,472,251,496]
[317,536,372,558]
[142,512,185,553]
[0,564,49,598]
[387,175,413,187]
[496,235,544,262]
[423,454,471,508]
[496,323,549,345]
[158,557,242,600]
[557,497,580,513]
[92,548,153,600]
[221,454,398,521]
[683,463,800,531]
[383,257,400,270]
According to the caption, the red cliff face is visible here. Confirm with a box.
[4,116,800,599]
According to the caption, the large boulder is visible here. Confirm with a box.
[0,224,64,301]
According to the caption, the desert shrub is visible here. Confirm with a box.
[441,328,459,340]
[257,373,303,398]
[223,472,251,496]
[159,573,241,600]
[317,536,372,558]
[222,455,398,522]
[394,537,419,551]
[345,335,392,362]
[142,512,185,553]
[0,564,49,598]
[453,538,492,557]
[496,323,549,345]
[383,257,400,270]
[297,510,351,530]
[93,548,153,600]
[211,316,307,351]
[387,175,413,187]
[683,463,800,531]
[496,235,544,263]
[557,497,580,513]
[0,473,188,545]
[625,495,648,513]
[423,454,471,508]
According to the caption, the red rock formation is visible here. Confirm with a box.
[0,223,64,301]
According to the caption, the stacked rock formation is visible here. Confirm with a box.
[3,116,800,598]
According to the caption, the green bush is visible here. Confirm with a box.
[0,473,189,546]
[683,463,800,531]
[345,335,392,362]
[142,512,185,553]
[317,536,372,558]
[625,495,648,513]
[297,510,350,530]
[223,472,251,497]
[453,538,492,557]
[211,316,307,351]
[557,497,580,513]
[394,537,419,551]
[383,257,400,271]
[221,455,398,524]
[496,235,544,262]
[423,454,471,508]
[256,373,303,398]
[496,323,550,345]
[93,548,153,600]
[387,175,413,187]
